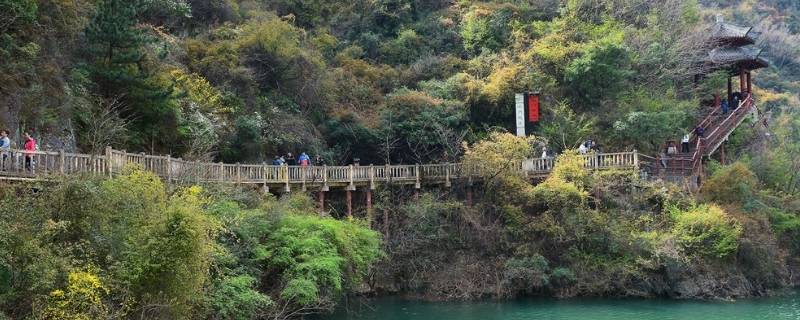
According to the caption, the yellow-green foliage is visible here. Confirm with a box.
[463,132,538,177]
[702,162,759,204]
[39,271,109,320]
[549,150,590,189]
[170,69,233,115]
[671,204,743,258]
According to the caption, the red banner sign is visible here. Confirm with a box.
[527,93,539,123]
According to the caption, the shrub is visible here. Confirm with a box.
[702,162,759,204]
[671,204,743,258]
[38,271,109,320]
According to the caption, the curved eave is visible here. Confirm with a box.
[709,24,756,46]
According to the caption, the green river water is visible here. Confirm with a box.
[321,290,799,320]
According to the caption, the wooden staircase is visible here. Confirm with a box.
[646,94,755,184]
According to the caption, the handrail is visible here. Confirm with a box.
[0,148,641,185]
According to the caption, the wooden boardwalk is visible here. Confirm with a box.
[0,147,640,191]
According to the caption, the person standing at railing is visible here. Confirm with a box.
[578,142,588,154]
[0,130,10,171]
[285,152,296,166]
[681,134,690,153]
[721,98,729,115]
[314,154,325,166]
[271,155,283,166]
[731,91,741,110]
[298,152,310,166]
[23,132,37,172]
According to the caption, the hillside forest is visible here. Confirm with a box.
[2,0,800,319]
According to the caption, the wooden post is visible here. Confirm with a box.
[348,165,355,189]
[383,207,390,240]
[218,162,224,182]
[195,160,201,184]
[165,155,172,183]
[415,164,421,189]
[262,163,269,193]
[58,150,65,175]
[739,68,746,93]
[105,146,113,177]
[319,190,325,216]
[284,165,290,193]
[444,163,451,188]
[366,189,373,224]
[727,77,733,103]
[633,150,639,169]
[720,143,726,165]
[369,164,375,190]
[746,71,752,94]
[236,163,241,185]
[346,189,353,219]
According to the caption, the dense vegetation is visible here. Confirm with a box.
[374,133,797,300]
[0,0,763,161]
[0,171,381,319]
[2,0,800,318]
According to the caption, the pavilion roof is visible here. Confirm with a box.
[705,46,768,72]
[708,22,757,46]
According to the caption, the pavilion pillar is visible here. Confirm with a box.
[414,188,419,201]
[746,71,752,95]
[727,77,733,103]
[739,69,746,93]
[346,189,353,219]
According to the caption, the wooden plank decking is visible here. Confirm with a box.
[0,147,640,191]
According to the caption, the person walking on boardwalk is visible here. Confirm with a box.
[272,155,282,166]
[298,152,310,166]
[681,134,690,153]
[0,130,10,171]
[23,132,36,172]
[721,99,729,114]
[285,152,296,166]
[694,126,705,138]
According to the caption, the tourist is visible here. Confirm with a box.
[731,91,742,109]
[541,147,548,159]
[694,126,705,138]
[314,154,325,166]
[23,132,36,172]
[681,134,690,153]
[271,155,282,166]
[298,152,310,166]
[660,151,668,168]
[666,141,678,155]
[0,130,10,171]
[578,142,588,154]
[285,152,296,166]
[721,98,729,114]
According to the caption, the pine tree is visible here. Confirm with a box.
[84,0,180,153]
[85,0,147,98]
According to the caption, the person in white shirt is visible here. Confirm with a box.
[681,134,690,153]
[0,130,10,171]
[578,143,588,154]
[541,147,548,158]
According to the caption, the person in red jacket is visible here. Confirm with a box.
[23,132,36,172]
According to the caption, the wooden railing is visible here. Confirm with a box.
[0,147,640,186]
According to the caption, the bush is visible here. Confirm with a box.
[38,271,109,320]
[671,204,743,258]
[702,162,759,204]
